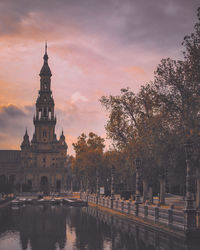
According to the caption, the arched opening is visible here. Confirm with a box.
[9,175,15,185]
[0,175,6,194]
[40,176,49,194]
[9,175,16,193]
[27,179,32,191]
[44,108,47,117]
[56,180,61,192]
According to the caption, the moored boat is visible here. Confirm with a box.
[63,198,87,207]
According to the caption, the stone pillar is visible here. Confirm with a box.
[184,141,196,231]
[142,180,148,203]
[135,158,141,204]
[159,175,165,205]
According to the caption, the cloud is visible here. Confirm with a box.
[70,92,88,103]
[125,66,146,76]
[0,102,106,155]
[0,0,199,155]
[0,104,34,149]
[0,0,199,51]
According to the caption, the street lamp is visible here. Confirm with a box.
[135,158,141,204]
[96,169,99,204]
[111,165,115,208]
[184,140,196,230]
[184,141,194,209]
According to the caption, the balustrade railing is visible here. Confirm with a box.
[81,192,185,231]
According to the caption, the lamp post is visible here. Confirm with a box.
[184,141,196,230]
[96,169,99,204]
[86,176,89,203]
[111,165,115,208]
[135,158,141,204]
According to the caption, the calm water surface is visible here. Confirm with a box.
[0,205,199,250]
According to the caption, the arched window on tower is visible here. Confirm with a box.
[39,109,42,119]
[44,108,47,117]
[48,109,51,119]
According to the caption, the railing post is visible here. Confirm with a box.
[135,203,139,216]
[128,199,131,214]
[121,199,124,212]
[155,206,159,222]
[144,205,148,217]
[116,198,118,209]
[168,205,173,225]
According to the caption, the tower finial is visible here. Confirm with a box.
[45,41,47,55]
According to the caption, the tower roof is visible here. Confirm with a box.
[39,42,52,77]
[21,129,30,149]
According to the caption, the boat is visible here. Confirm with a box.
[11,198,24,207]
[37,198,49,205]
[63,198,87,207]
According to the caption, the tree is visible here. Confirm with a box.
[72,132,105,192]
[100,8,200,198]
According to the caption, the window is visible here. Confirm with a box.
[44,108,47,117]
[39,110,42,119]
[43,130,47,137]
[48,109,51,119]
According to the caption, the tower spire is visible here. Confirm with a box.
[39,42,52,77]
[45,41,47,55]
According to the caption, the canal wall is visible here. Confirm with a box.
[83,205,189,250]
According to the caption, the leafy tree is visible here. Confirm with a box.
[72,132,105,192]
[100,7,200,195]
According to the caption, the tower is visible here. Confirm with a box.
[32,43,57,147]
[19,44,69,193]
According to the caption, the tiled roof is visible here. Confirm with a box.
[0,150,21,163]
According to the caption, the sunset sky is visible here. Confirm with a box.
[0,0,199,155]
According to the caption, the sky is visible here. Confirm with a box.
[0,0,199,155]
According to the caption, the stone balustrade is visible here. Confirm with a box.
[81,193,185,231]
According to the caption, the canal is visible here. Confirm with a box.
[0,205,199,250]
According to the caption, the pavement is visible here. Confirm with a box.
[152,194,185,209]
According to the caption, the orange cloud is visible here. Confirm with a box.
[124,66,146,76]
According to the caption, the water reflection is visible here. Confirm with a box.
[0,205,199,250]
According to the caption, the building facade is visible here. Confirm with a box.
[0,45,71,194]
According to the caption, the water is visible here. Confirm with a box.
[0,205,199,250]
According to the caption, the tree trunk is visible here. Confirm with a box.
[159,178,165,205]
[196,168,200,209]
[148,185,153,204]
[142,180,148,203]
